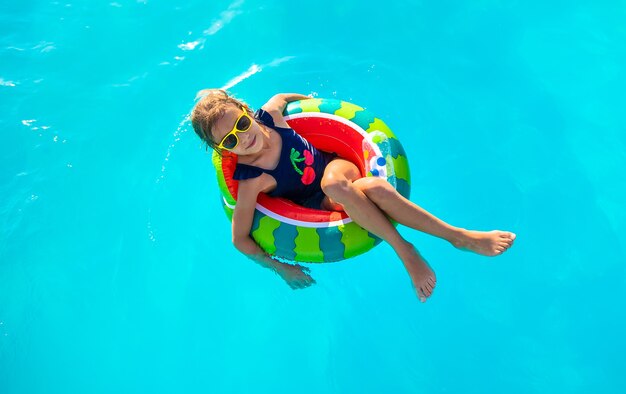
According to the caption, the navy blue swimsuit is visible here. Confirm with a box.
[233,109,335,209]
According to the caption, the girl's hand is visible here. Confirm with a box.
[278,264,316,290]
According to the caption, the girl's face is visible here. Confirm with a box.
[211,104,264,155]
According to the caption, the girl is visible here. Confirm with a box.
[191,90,516,302]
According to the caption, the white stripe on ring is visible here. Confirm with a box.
[223,196,353,228]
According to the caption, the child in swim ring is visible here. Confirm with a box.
[191,89,516,302]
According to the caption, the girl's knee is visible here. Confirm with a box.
[356,177,395,200]
[321,174,352,200]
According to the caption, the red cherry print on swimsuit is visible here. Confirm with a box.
[301,166,315,185]
[301,150,315,184]
[303,150,314,165]
[290,149,317,185]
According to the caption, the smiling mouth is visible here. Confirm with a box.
[246,135,256,149]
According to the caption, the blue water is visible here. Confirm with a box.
[2,1,625,393]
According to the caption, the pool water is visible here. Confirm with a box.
[1,1,625,393]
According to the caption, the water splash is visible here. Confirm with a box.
[178,41,202,51]
[166,0,244,65]
[147,114,190,243]
[221,64,261,90]
[147,208,156,242]
[219,57,294,91]
[204,0,244,36]
[267,56,295,67]
[33,41,56,53]
[20,119,60,142]
[156,114,190,184]
[111,72,148,88]
[0,78,17,87]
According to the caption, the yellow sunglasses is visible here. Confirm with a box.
[216,107,253,150]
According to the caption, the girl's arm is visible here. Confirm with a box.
[261,93,311,128]
[233,174,315,289]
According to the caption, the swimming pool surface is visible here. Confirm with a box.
[1,1,625,393]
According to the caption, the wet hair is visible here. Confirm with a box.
[190,89,253,154]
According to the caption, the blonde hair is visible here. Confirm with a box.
[190,89,253,152]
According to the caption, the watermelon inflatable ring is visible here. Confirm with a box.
[212,98,411,263]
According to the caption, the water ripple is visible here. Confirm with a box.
[165,0,244,64]
[146,114,190,243]
[221,64,261,90]
[0,78,17,87]
[156,114,190,184]
[204,0,243,36]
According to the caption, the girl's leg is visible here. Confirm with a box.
[348,177,516,256]
[320,159,436,302]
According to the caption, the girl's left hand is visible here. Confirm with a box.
[278,264,316,290]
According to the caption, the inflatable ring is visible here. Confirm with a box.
[213,98,411,263]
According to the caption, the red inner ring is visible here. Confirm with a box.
[222,115,367,223]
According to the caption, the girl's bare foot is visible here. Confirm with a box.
[452,229,516,256]
[398,244,437,302]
